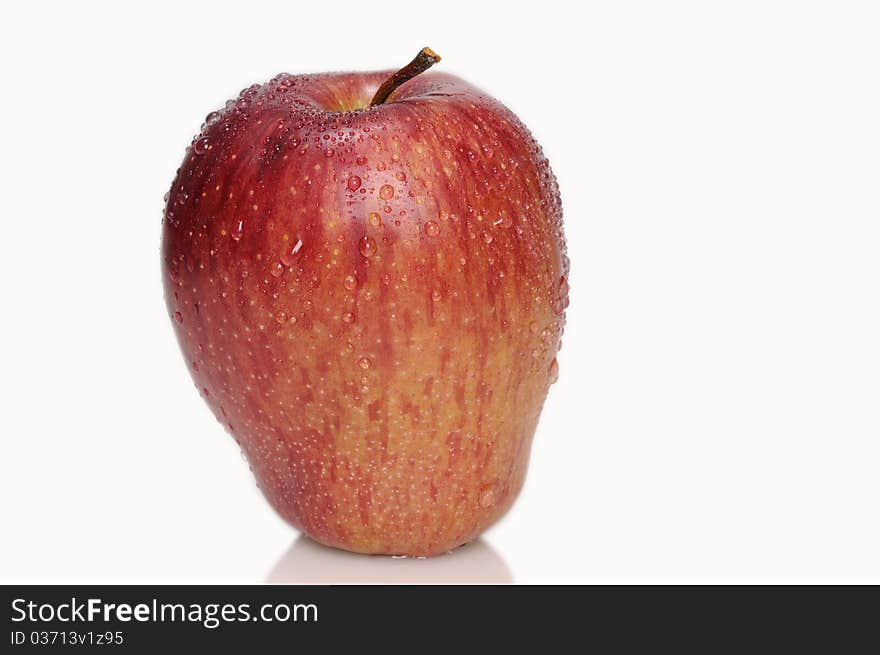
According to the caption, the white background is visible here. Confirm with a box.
[1,1,878,583]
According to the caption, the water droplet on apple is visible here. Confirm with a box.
[230,219,244,241]
[281,238,304,266]
[270,261,284,277]
[482,231,493,244]
[193,137,210,155]
[396,171,407,182]
[549,357,560,384]
[174,311,183,324]
[347,175,362,191]
[438,210,450,222]
[358,236,377,257]
[553,276,570,315]
[431,289,442,301]
[275,310,288,324]
[356,156,368,166]
[369,212,382,227]
[344,274,357,291]
[379,184,394,201]
[376,161,386,171]
[324,148,335,158]
[494,214,513,229]
[424,220,440,237]
[342,311,355,324]
[358,356,372,370]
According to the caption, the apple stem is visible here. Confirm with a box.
[369,47,441,107]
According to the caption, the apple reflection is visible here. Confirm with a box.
[266,536,512,584]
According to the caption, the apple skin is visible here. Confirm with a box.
[162,68,568,556]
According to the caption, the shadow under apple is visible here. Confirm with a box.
[266,535,513,584]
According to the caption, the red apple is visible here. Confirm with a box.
[162,49,568,556]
